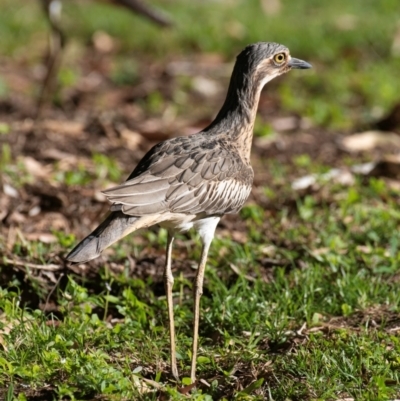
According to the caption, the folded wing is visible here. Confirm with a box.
[103,136,254,216]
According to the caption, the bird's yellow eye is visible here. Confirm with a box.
[273,53,286,64]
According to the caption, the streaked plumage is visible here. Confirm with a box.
[105,136,253,216]
[66,42,311,382]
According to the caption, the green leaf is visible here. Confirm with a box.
[197,356,211,364]
[181,377,192,385]
[104,295,120,303]
[241,378,264,395]
[0,123,10,135]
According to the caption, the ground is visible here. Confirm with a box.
[1,0,400,400]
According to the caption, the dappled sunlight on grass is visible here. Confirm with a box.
[1,0,400,399]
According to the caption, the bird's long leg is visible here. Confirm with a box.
[190,228,215,383]
[164,231,178,380]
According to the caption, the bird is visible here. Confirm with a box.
[66,42,311,382]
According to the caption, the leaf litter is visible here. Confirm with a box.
[1,30,400,400]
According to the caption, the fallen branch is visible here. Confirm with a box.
[3,257,63,271]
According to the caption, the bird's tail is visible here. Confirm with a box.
[66,212,148,264]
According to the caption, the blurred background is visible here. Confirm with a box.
[2,0,400,126]
[2,0,400,398]
[2,0,400,246]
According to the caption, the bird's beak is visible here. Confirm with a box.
[288,57,312,69]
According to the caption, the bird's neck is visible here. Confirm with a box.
[203,66,267,163]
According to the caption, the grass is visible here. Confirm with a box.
[2,173,400,399]
[1,0,400,399]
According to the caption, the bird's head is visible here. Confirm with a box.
[236,42,312,87]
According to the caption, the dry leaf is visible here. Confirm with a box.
[25,233,58,243]
[271,116,298,132]
[340,131,400,152]
[261,0,281,15]
[191,76,221,98]
[335,14,357,31]
[22,157,50,178]
[311,248,330,256]
[292,168,355,190]
[92,30,115,53]
[356,245,371,254]
[0,314,18,351]
[118,127,144,150]
[3,183,18,198]
[41,120,84,136]
[42,148,78,162]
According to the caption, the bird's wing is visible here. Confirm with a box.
[103,136,254,216]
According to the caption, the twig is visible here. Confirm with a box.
[113,0,173,27]
[36,0,66,118]
[3,257,63,271]
[229,263,256,282]
[44,272,64,312]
